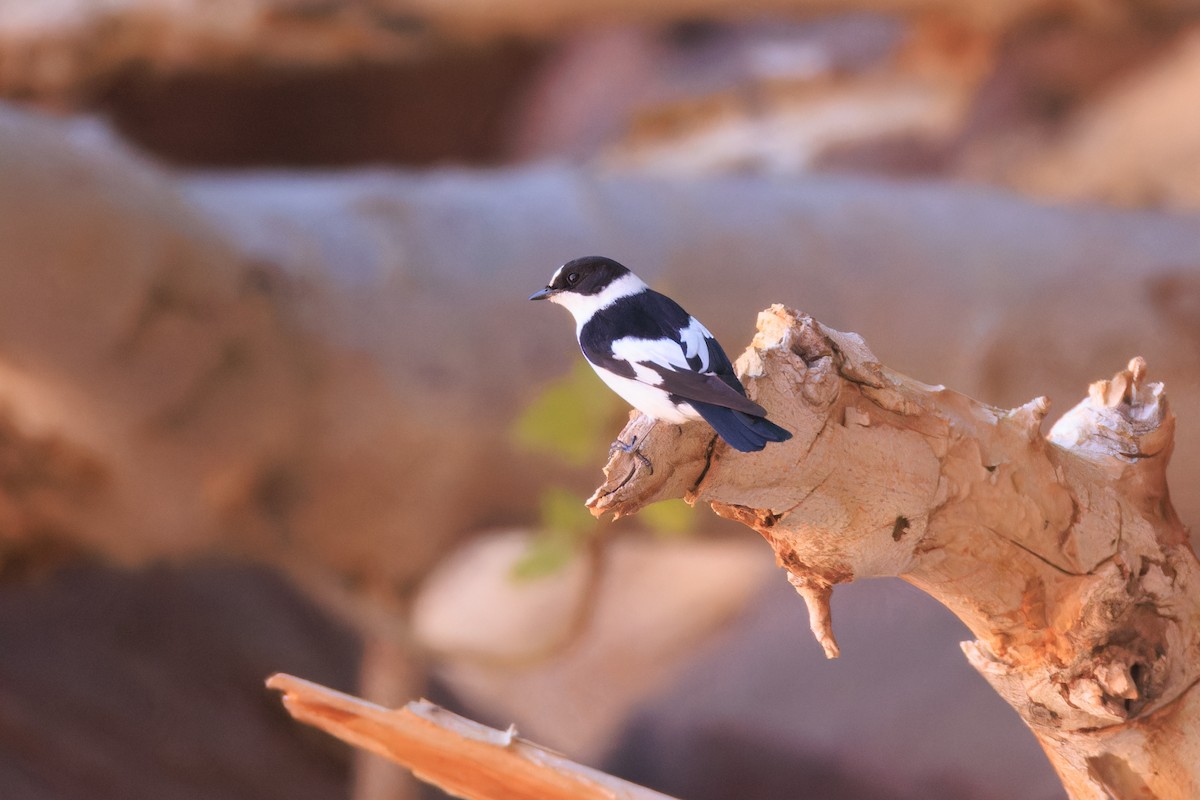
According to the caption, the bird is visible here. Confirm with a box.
[530,255,792,453]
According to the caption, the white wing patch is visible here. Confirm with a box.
[610,317,713,377]
[633,360,673,386]
[591,316,722,424]
[611,336,689,373]
[679,317,713,372]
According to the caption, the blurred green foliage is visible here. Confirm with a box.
[509,362,699,581]
[511,486,596,581]
[639,498,697,538]
[510,361,621,466]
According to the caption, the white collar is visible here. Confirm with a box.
[552,272,648,330]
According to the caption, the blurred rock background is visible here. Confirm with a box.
[3,1,1200,798]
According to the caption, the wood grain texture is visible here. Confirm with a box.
[267,673,677,800]
[589,305,1200,799]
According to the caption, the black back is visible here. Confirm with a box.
[578,290,729,383]
[580,289,769,417]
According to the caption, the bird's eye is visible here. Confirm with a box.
[567,272,580,284]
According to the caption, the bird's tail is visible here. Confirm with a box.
[692,403,793,453]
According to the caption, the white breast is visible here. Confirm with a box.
[590,363,700,424]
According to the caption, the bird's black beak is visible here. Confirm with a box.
[529,287,556,301]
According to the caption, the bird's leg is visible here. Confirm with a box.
[611,434,638,453]
[609,428,654,474]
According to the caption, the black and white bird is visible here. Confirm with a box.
[530,256,792,453]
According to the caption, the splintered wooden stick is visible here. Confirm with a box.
[266,673,677,800]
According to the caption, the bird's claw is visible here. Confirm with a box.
[611,434,639,454]
[609,435,653,474]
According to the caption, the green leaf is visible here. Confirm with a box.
[510,487,597,582]
[538,486,596,536]
[511,362,622,466]
[510,527,582,581]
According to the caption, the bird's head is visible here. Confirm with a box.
[529,256,640,317]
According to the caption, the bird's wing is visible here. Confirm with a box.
[583,292,767,417]
[644,363,768,416]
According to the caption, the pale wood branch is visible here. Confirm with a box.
[587,305,1200,800]
[265,673,677,800]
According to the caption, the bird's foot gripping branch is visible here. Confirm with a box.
[587,305,1200,800]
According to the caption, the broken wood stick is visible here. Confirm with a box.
[266,673,677,800]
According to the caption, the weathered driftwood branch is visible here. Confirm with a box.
[266,673,677,800]
[587,305,1200,799]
